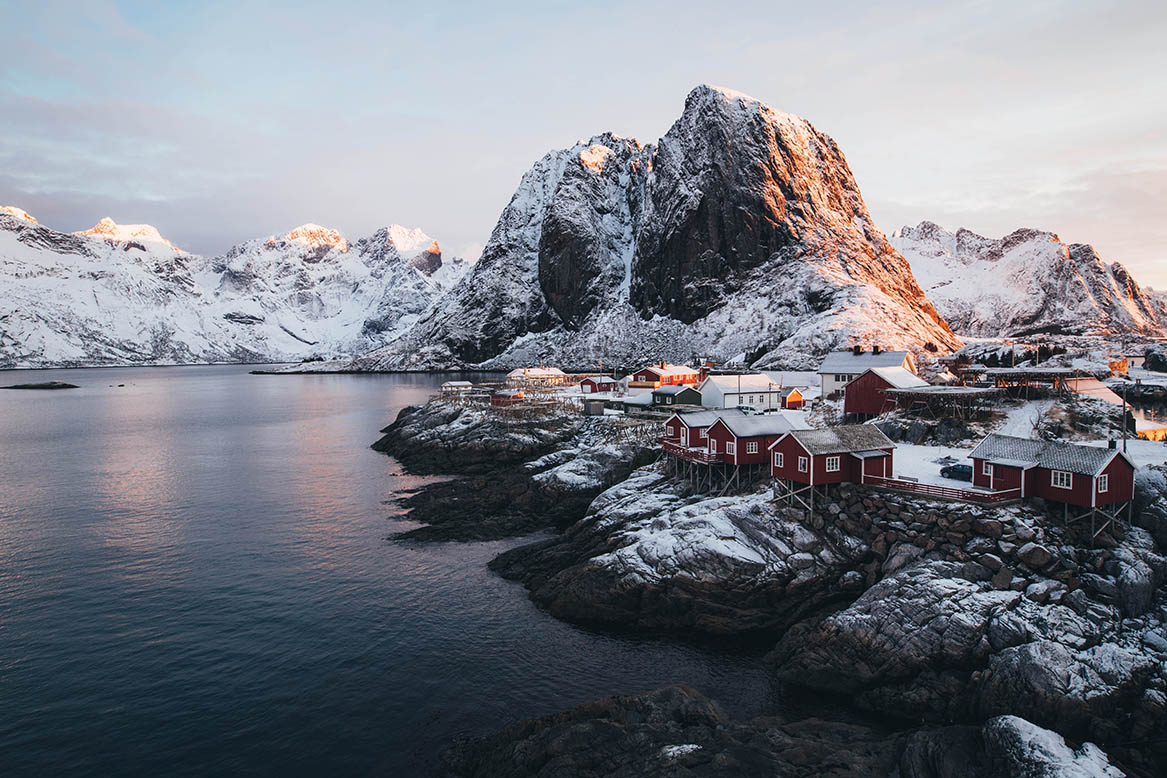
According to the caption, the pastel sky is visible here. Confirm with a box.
[2,0,1164,286]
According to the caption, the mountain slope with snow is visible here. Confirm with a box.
[892,221,1166,337]
[354,85,958,371]
[0,211,469,368]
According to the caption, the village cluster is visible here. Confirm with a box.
[440,345,1167,543]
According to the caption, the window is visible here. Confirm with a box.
[1051,470,1072,489]
[798,456,809,473]
[699,429,707,439]
[835,374,848,383]
[983,461,993,476]
[726,442,737,455]
[1098,474,1109,493]
[746,441,759,454]
[825,456,840,472]
[747,395,754,404]
[774,452,784,468]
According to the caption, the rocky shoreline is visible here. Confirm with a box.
[374,400,1167,775]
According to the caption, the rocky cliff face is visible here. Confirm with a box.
[355,85,958,371]
[892,221,1167,337]
[0,210,469,367]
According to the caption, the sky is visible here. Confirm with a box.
[1,0,1165,286]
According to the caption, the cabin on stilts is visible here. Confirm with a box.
[969,434,1136,543]
[769,425,896,513]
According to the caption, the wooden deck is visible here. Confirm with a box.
[863,475,1021,504]
[660,437,723,464]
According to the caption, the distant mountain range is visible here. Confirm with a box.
[3,85,1164,370]
[891,221,1166,338]
[0,207,469,368]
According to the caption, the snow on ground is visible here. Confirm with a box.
[997,399,1055,437]
[892,443,976,486]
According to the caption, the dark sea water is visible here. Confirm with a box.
[0,365,777,777]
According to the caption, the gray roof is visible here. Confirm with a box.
[818,350,911,374]
[653,384,699,396]
[775,425,895,455]
[714,412,810,438]
[968,434,1126,477]
[669,408,745,428]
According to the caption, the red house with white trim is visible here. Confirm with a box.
[662,409,744,451]
[581,376,620,394]
[843,366,928,419]
[628,362,701,389]
[968,434,1135,508]
[705,413,810,467]
[769,425,895,485]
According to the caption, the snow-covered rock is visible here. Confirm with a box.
[352,85,959,371]
[892,221,1166,337]
[0,209,470,367]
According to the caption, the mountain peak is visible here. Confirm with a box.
[77,217,179,251]
[272,224,349,252]
[0,205,38,224]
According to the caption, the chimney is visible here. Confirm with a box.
[873,344,882,355]
[852,344,864,356]
[1108,439,1117,449]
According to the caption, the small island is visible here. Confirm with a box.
[1,381,79,390]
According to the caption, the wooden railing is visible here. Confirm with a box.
[660,437,723,464]
[863,475,1022,504]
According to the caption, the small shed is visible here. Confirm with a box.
[652,384,702,407]
[440,380,474,395]
[782,388,805,410]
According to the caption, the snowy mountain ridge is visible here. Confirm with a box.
[0,209,471,368]
[892,220,1166,337]
[350,84,959,371]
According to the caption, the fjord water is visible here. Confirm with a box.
[0,366,775,777]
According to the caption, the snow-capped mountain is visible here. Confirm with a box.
[891,221,1166,337]
[0,211,470,368]
[353,85,958,371]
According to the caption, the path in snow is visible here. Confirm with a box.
[997,400,1055,438]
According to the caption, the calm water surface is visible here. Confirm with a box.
[0,366,776,777]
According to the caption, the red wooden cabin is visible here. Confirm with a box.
[490,389,524,407]
[968,434,1135,508]
[662,409,744,450]
[628,362,701,389]
[705,414,810,467]
[581,376,619,394]
[843,367,928,419]
[769,425,895,485]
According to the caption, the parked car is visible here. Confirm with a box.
[940,463,973,481]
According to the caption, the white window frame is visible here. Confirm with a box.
[698,429,707,439]
[746,441,759,454]
[726,441,737,455]
[1050,470,1072,489]
[798,456,809,473]
[825,455,841,473]
[1098,474,1109,493]
[709,439,717,454]
[983,461,993,476]
[774,452,784,468]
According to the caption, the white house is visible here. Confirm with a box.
[697,373,789,410]
[818,348,916,398]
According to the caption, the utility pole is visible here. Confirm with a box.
[1122,384,1129,453]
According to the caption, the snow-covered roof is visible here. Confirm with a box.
[774,425,895,455]
[507,367,567,378]
[441,380,473,387]
[585,375,619,384]
[621,392,654,406]
[700,373,781,391]
[713,412,810,438]
[668,409,744,428]
[653,384,699,396]
[818,350,911,374]
[494,388,523,397]
[638,363,700,378]
[968,434,1130,476]
[866,366,929,389]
